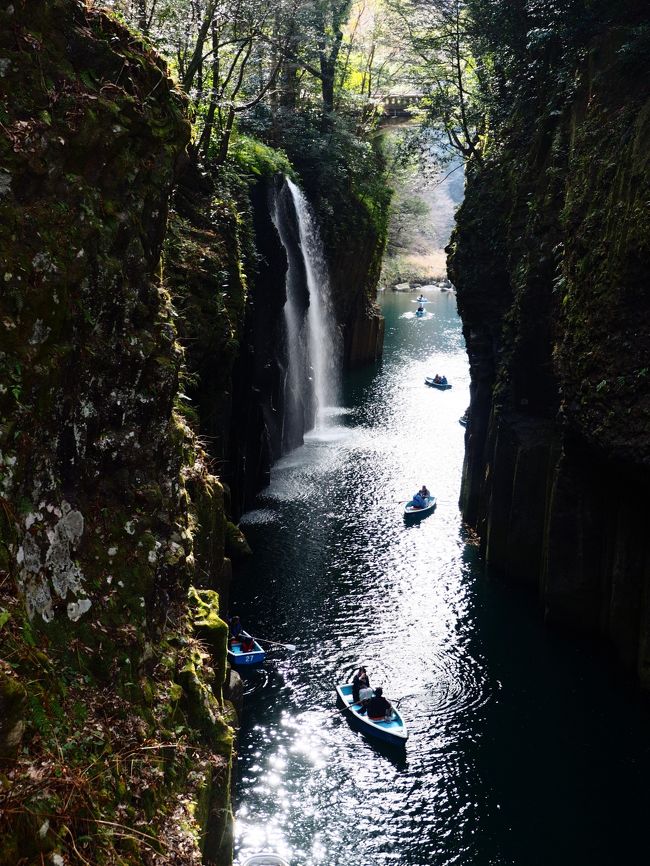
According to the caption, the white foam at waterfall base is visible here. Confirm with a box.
[285,178,341,430]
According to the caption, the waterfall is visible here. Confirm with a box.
[285,178,340,427]
[271,177,340,452]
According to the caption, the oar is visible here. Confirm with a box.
[388,691,421,706]
[255,637,297,651]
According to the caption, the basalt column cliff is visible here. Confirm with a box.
[449,5,650,685]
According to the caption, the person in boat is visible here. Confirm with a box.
[366,687,392,720]
[417,305,424,313]
[433,374,441,384]
[411,490,426,509]
[352,667,370,703]
[229,615,243,644]
[440,375,448,385]
[419,485,430,500]
[241,634,255,652]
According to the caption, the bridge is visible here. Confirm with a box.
[380,93,423,118]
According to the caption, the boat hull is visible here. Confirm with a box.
[336,683,408,747]
[425,378,451,389]
[228,636,266,666]
[403,496,436,520]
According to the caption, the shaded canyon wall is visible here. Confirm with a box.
[0,4,390,863]
[450,22,650,685]
[0,3,235,863]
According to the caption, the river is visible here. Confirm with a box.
[231,287,650,866]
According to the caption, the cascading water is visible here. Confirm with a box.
[271,177,341,452]
[285,178,340,427]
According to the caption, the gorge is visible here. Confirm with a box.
[1,1,650,865]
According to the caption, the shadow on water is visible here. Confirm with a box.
[232,290,650,866]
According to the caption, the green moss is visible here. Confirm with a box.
[230,134,294,179]
[225,521,252,561]
[188,586,229,695]
[0,1,234,863]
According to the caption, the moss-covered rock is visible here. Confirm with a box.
[188,585,229,694]
[0,664,27,760]
[0,2,235,863]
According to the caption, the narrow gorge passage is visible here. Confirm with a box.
[231,283,650,866]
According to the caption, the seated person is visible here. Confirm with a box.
[411,491,426,509]
[240,634,255,652]
[366,688,392,720]
[352,667,370,703]
[359,686,374,706]
[433,374,441,383]
[229,615,243,644]
[440,375,448,385]
[419,485,430,499]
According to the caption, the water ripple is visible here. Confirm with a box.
[231,289,650,866]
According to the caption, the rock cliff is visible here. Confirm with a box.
[0,2,235,862]
[450,9,650,684]
[0,3,391,861]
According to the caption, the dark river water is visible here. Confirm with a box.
[232,289,650,866]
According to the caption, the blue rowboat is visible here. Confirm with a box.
[336,682,408,747]
[404,495,437,520]
[425,377,451,389]
[242,856,290,866]
[228,632,266,666]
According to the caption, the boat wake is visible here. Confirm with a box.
[401,311,434,320]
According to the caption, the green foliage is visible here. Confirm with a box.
[229,134,294,180]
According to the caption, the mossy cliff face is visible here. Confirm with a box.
[449,21,650,684]
[165,164,291,521]
[325,192,387,368]
[0,2,235,863]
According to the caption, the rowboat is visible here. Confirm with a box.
[411,297,430,303]
[336,682,408,747]
[227,632,266,666]
[241,855,290,866]
[459,415,468,427]
[404,495,437,520]
[425,377,451,390]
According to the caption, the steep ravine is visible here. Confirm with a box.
[449,20,650,685]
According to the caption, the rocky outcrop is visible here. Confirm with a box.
[326,194,387,367]
[166,168,298,519]
[450,16,650,684]
[0,2,235,862]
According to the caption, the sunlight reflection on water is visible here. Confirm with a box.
[232,291,484,866]
[232,289,650,866]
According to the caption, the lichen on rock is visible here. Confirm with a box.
[0,2,236,863]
